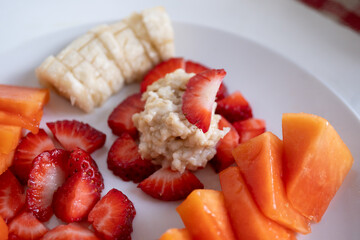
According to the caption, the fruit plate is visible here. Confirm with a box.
[0,22,359,240]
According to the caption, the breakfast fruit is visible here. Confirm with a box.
[0,170,25,223]
[0,216,8,240]
[67,148,104,192]
[0,124,22,154]
[53,172,101,223]
[233,132,311,234]
[108,93,145,137]
[219,167,296,240]
[0,110,41,134]
[47,120,106,153]
[88,188,136,240]
[26,149,69,222]
[36,7,174,112]
[141,57,185,93]
[176,189,236,240]
[159,228,192,240]
[282,113,354,222]
[8,211,48,239]
[138,167,204,201]
[182,69,226,133]
[0,151,15,176]
[12,129,55,184]
[233,118,266,143]
[184,60,208,74]
[42,223,100,240]
[216,91,253,122]
[107,133,158,183]
[210,116,239,173]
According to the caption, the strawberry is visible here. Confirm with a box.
[8,211,48,240]
[88,188,136,240]
[47,120,106,153]
[182,69,226,133]
[233,118,266,143]
[11,129,55,184]
[107,133,159,183]
[52,172,101,223]
[108,93,145,138]
[26,149,69,222]
[138,167,204,201]
[67,148,104,192]
[42,223,99,240]
[0,170,25,223]
[185,60,208,74]
[216,82,229,101]
[141,57,185,93]
[216,91,253,122]
[210,117,240,173]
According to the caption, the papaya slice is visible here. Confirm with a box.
[0,124,22,154]
[176,189,236,240]
[282,113,353,222]
[233,132,311,234]
[219,166,296,240]
[0,216,8,240]
[159,228,192,240]
[0,110,42,134]
[0,150,15,175]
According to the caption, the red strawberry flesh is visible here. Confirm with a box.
[185,60,209,74]
[107,133,159,183]
[108,93,145,138]
[42,223,99,240]
[26,149,69,222]
[138,167,204,201]
[47,120,106,154]
[12,129,55,184]
[141,57,185,93]
[182,69,226,133]
[8,211,48,240]
[0,170,25,223]
[88,188,136,240]
[233,118,266,143]
[216,91,253,122]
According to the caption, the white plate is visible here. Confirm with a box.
[0,22,359,240]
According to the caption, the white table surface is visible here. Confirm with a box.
[0,0,359,118]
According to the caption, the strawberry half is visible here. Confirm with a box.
[88,188,136,240]
[108,93,145,138]
[182,69,226,133]
[216,82,229,101]
[216,91,253,122]
[233,118,266,143]
[107,133,159,183]
[12,129,55,184]
[42,223,99,240]
[67,148,104,192]
[52,172,101,223]
[0,170,25,223]
[185,60,209,74]
[47,120,106,154]
[26,149,69,222]
[138,168,204,201]
[210,117,240,173]
[8,211,48,240]
[140,57,185,93]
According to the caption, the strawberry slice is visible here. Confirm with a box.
[233,118,266,143]
[185,60,209,74]
[0,170,25,223]
[8,211,48,240]
[216,82,229,101]
[108,93,145,138]
[53,172,101,223]
[42,223,99,240]
[138,167,204,201]
[141,57,185,93]
[47,120,106,154]
[210,117,240,173]
[12,129,55,184]
[216,91,253,122]
[67,148,104,192]
[26,149,69,222]
[182,69,226,133]
[88,188,136,240]
[107,133,159,183]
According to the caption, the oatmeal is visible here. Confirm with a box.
[133,69,229,172]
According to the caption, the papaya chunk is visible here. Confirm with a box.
[282,113,354,222]
[0,150,15,175]
[233,132,311,234]
[0,110,42,134]
[159,228,192,240]
[0,216,9,240]
[176,189,236,240]
[219,167,296,240]
[0,124,22,154]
